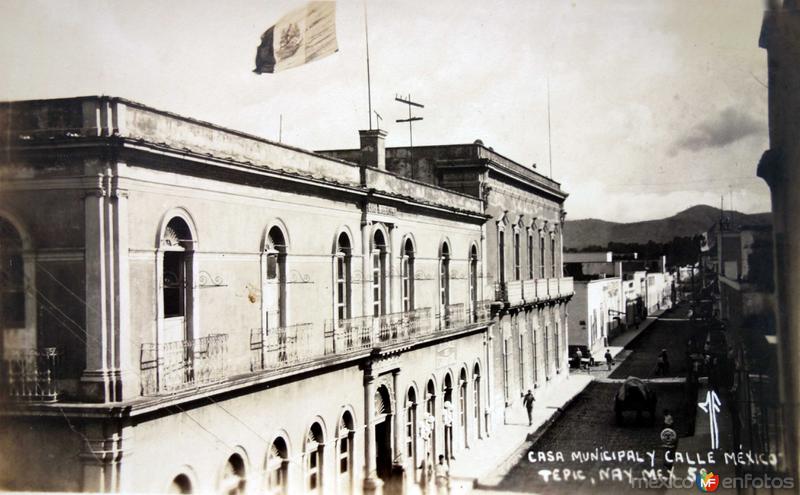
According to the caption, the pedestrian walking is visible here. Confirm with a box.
[574,348,583,370]
[434,454,450,495]
[659,349,670,374]
[604,349,614,371]
[522,389,536,426]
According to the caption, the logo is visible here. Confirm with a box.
[696,470,720,492]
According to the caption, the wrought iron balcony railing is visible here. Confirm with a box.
[1,347,59,402]
[250,323,314,372]
[324,316,374,356]
[471,299,494,323]
[438,303,466,330]
[376,308,432,344]
[140,334,228,395]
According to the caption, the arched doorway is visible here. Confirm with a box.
[337,411,355,495]
[168,474,192,494]
[473,364,482,440]
[405,387,418,480]
[459,368,468,449]
[305,422,325,495]
[220,454,246,495]
[265,437,288,495]
[374,385,393,483]
[442,373,454,460]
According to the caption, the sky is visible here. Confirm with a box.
[0,0,772,222]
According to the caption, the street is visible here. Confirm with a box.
[483,305,700,494]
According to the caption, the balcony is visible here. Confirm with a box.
[535,279,548,300]
[377,308,433,344]
[523,280,537,302]
[250,323,315,372]
[548,278,559,296]
[471,300,494,324]
[1,348,59,402]
[140,334,228,396]
[495,277,574,307]
[559,277,574,296]
[506,280,524,306]
[439,303,467,330]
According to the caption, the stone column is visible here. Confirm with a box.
[363,365,383,495]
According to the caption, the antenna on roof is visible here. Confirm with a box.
[547,77,553,179]
[395,93,424,169]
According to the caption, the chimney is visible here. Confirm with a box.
[359,129,387,170]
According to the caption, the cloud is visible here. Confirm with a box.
[669,107,763,156]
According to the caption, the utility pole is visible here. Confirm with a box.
[395,93,424,175]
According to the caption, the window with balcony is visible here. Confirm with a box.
[539,234,546,279]
[161,216,195,343]
[335,233,352,321]
[0,218,25,330]
[402,238,415,312]
[439,242,450,308]
[527,231,534,279]
[264,226,287,329]
[372,230,388,317]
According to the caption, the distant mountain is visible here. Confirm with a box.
[564,205,771,250]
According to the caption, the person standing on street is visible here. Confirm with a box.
[523,389,536,426]
[605,349,614,371]
[435,454,450,495]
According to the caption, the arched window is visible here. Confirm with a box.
[401,238,415,312]
[405,387,418,469]
[513,227,521,281]
[265,437,288,495]
[469,245,478,322]
[497,224,506,285]
[530,312,538,387]
[168,474,192,494]
[264,226,287,329]
[220,454,246,495]
[306,423,325,494]
[335,233,352,321]
[439,242,450,308]
[337,412,355,495]
[372,230,387,317]
[161,216,195,343]
[0,218,25,330]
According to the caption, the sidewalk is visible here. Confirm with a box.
[572,306,671,380]
[447,373,594,494]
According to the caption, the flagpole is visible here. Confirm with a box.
[364,0,373,130]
